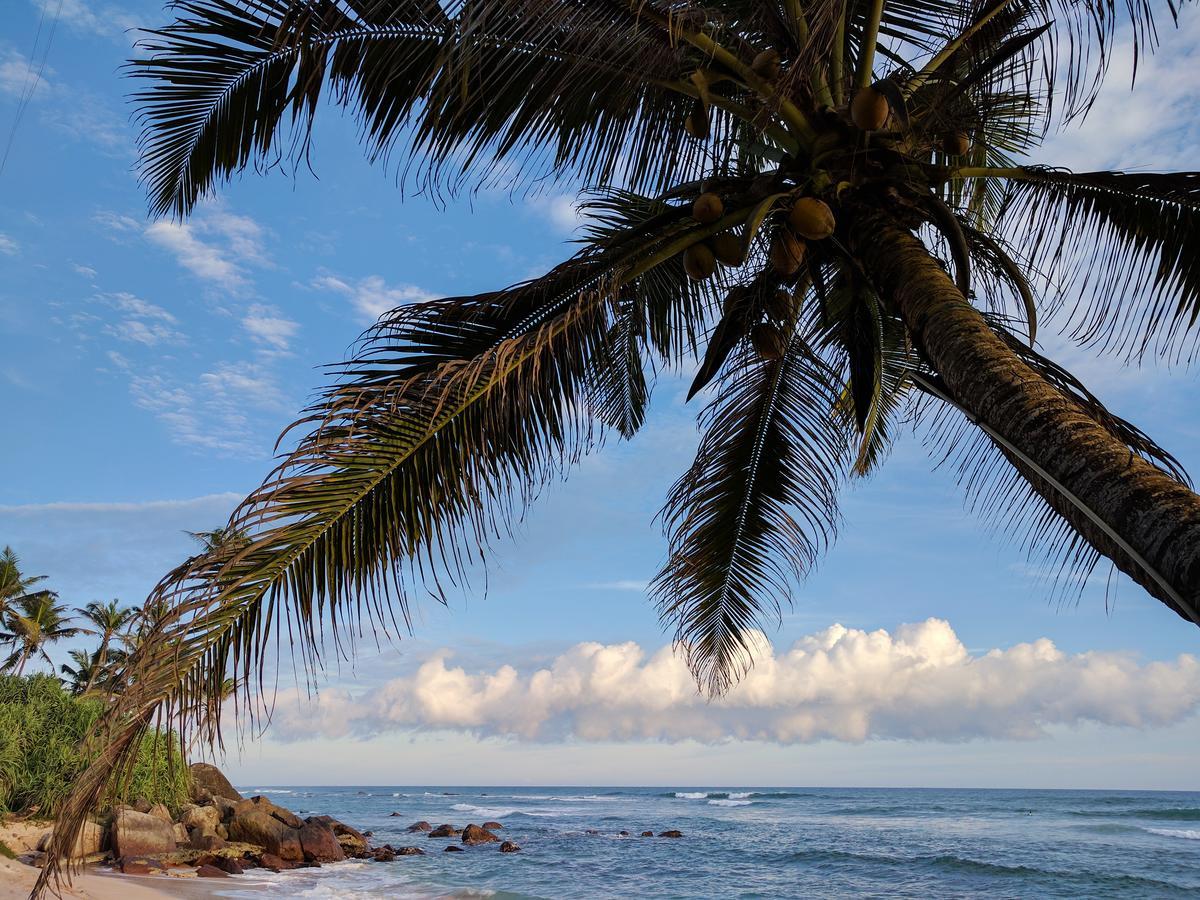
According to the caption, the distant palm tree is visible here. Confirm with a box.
[76,600,135,695]
[0,546,52,620]
[59,649,101,696]
[36,1,1200,890]
[185,527,250,555]
[1,594,81,676]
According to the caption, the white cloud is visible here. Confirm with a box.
[72,263,97,278]
[0,233,17,255]
[527,194,586,235]
[101,292,182,346]
[271,619,1200,744]
[313,273,439,323]
[145,209,270,291]
[243,303,299,352]
[586,579,649,592]
[27,0,138,40]
[0,47,50,97]
[93,210,140,232]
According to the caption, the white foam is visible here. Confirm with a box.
[728,792,753,800]
[1145,827,1200,840]
[708,799,752,807]
[450,803,520,818]
[675,792,708,799]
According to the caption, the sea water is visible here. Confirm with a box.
[212,785,1200,898]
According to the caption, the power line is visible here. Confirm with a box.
[0,0,66,182]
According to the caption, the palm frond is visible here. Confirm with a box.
[652,329,849,696]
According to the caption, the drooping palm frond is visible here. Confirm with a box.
[653,330,849,696]
[996,167,1200,359]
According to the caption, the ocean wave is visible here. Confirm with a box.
[451,804,520,818]
[1071,807,1200,821]
[1144,827,1200,840]
[666,790,809,800]
[244,789,293,795]
[673,792,709,799]
[708,799,752,807]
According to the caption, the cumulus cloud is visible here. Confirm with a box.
[313,273,439,323]
[243,303,299,352]
[145,209,270,291]
[271,619,1200,744]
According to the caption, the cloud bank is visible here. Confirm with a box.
[272,619,1199,745]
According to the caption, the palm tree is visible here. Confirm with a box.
[59,649,101,696]
[0,546,52,620]
[36,0,1200,888]
[185,527,250,555]
[0,594,81,676]
[76,600,135,695]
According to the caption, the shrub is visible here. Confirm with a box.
[0,674,189,817]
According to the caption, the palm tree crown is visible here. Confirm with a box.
[1,593,81,677]
[36,1,1200,891]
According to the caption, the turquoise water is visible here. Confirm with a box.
[213,786,1200,898]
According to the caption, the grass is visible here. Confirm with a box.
[0,838,15,859]
[0,674,189,818]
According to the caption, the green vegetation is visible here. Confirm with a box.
[0,674,189,818]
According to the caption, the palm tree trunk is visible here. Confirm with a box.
[83,639,107,695]
[849,210,1200,622]
[15,649,29,676]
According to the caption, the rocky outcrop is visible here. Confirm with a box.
[397,846,425,856]
[406,820,433,832]
[110,809,176,859]
[147,803,173,825]
[444,845,463,852]
[180,805,221,832]
[499,841,520,853]
[461,824,500,845]
[298,820,345,863]
[428,824,459,838]
[35,821,105,858]
[658,830,684,838]
[227,806,302,861]
[482,821,504,830]
[372,848,396,862]
[196,863,229,878]
[640,831,654,837]
[188,763,244,803]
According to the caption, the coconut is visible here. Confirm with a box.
[683,243,717,281]
[850,86,889,131]
[764,289,797,322]
[685,107,709,140]
[788,198,836,240]
[942,131,970,156]
[722,286,748,314]
[710,231,744,266]
[692,192,724,224]
[751,323,787,360]
[769,230,806,276]
[751,49,781,80]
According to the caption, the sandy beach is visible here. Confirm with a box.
[0,822,228,900]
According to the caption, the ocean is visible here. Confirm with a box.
[212,785,1200,898]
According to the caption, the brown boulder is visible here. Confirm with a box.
[234,796,303,829]
[257,852,289,872]
[189,830,226,851]
[428,824,459,838]
[227,808,302,861]
[482,821,504,830]
[118,857,153,875]
[147,803,173,825]
[131,799,152,814]
[443,845,463,852]
[499,841,520,853]
[180,805,221,832]
[658,830,684,838]
[172,823,189,843]
[35,821,105,858]
[213,856,244,875]
[461,824,499,845]
[396,847,424,856]
[298,821,345,863]
[619,830,630,836]
[188,763,244,803]
[372,848,396,862]
[211,796,238,821]
[305,815,368,855]
[640,831,654,837]
[196,863,229,878]
[406,820,433,833]
[111,809,177,859]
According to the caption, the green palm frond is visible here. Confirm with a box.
[653,331,849,696]
[996,167,1200,359]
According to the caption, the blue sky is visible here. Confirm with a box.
[1,0,1199,789]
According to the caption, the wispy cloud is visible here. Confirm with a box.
[145,208,270,292]
[100,291,183,346]
[242,303,299,353]
[585,579,649,592]
[272,619,1200,744]
[27,0,139,41]
[313,273,439,323]
[92,210,140,233]
[0,233,18,256]
[0,46,50,97]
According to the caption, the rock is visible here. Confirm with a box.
[585,829,599,835]
[118,857,153,875]
[190,830,226,851]
[147,803,173,825]
[428,824,459,838]
[215,823,229,839]
[298,821,345,863]
[482,821,504,830]
[658,830,684,838]
[234,796,303,829]
[461,824,499,845]
[18,852,46,868]
[406,820,432,832]
[619,830,630,836]
[211,796,238,821]
[640,831,654,837]
[396,847,425,856]
[388,812,403,817]
[196,863,229,878]
[499,841,520,853]
[34,821,105,858]
[173,823,189,843]
[306,815,369,856]
[111,809,178,859]
[257,852,295,873]
[372,848,395,862]
[189,763,244,803]
[131,798,152,814]
[227,807,302,861]
[213,856,244,875]
[180,805,221,832]
[443,845,463,852]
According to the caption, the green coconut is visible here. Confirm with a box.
[711,231,745,266]
[769,230,806,276]
[751,322,787,360]
[788,198,836,240]
[692,192,724,224]
[850,86,889,131]
[683,243,717,280]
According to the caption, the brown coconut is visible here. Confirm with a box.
[683,243,717,281]
[685,107,709,140]
[764,289,798,322]
[850,86,889,131]
[769,230,806,276]
[751,323,787,360]
[692,192,724,224]
[942,131,970,156]
[751,49,781,80]
[788,198,836,240]
[710,231,744,266]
